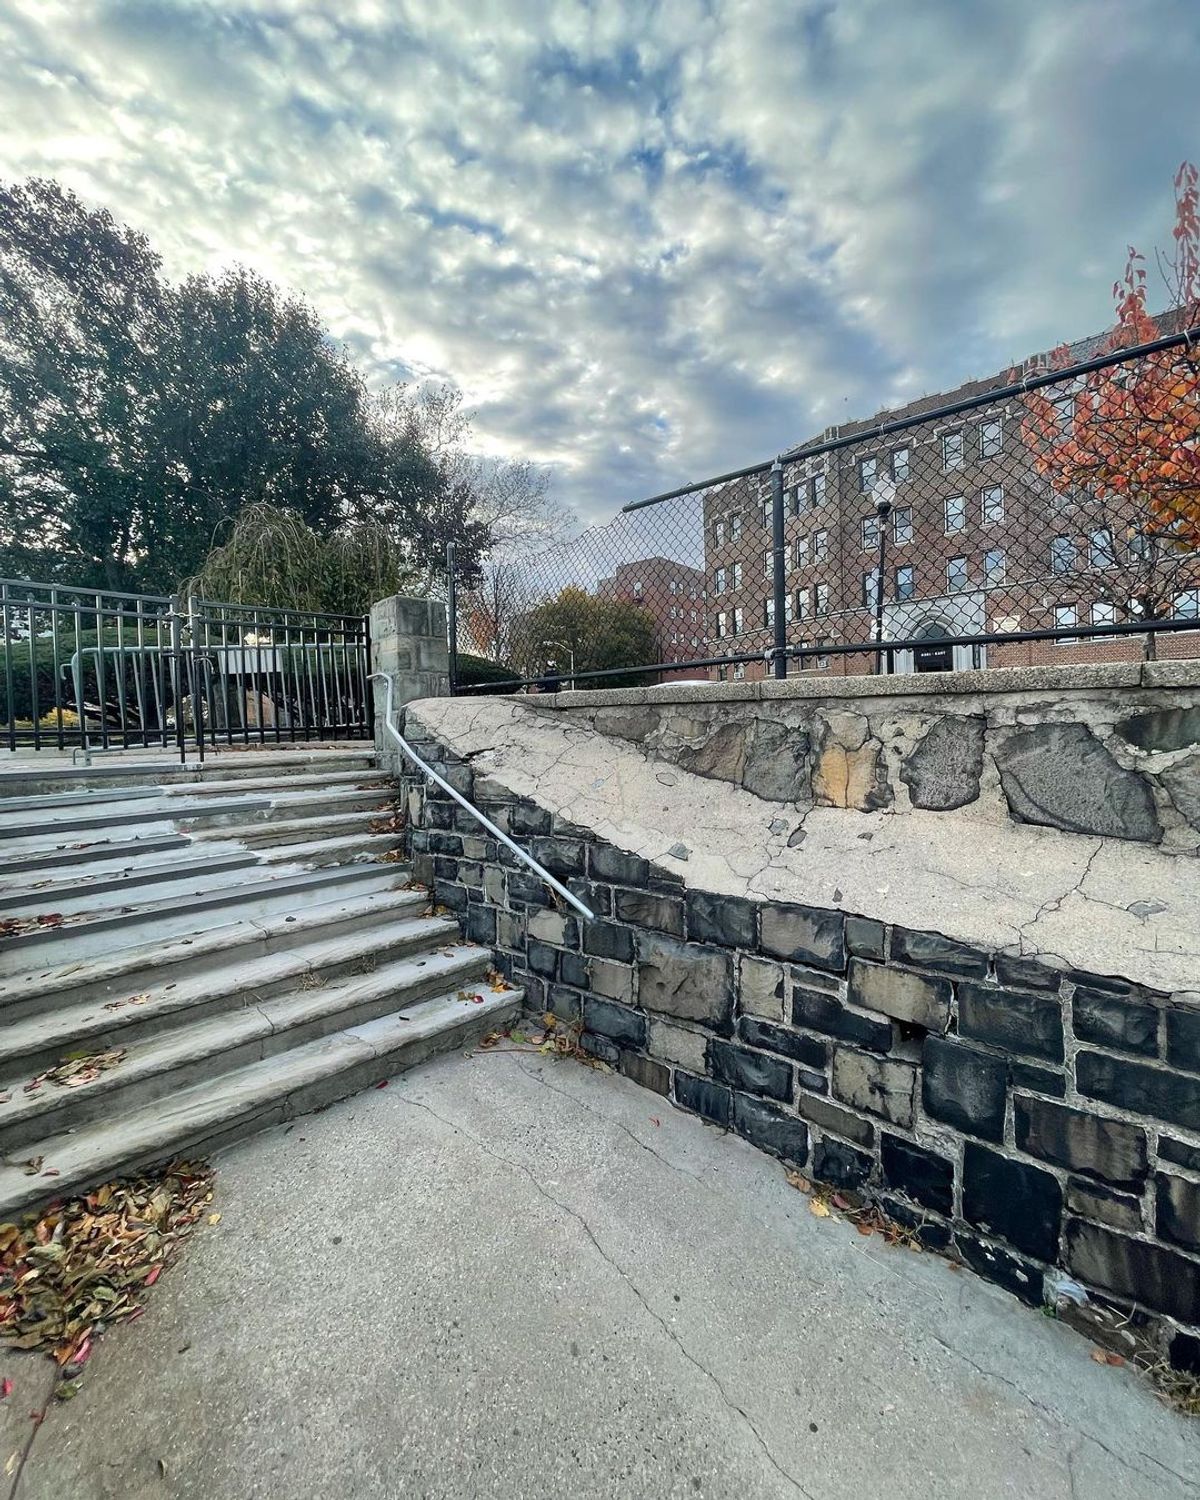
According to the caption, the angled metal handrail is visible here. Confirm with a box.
[370,672,594,921]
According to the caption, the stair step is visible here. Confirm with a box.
[0,911,462,1070]
[2,832,190,876]
[0,862,408,978]
[1,768,390,816]
[0,985,521,1219]
[0,748,377,797]
[0,885,432,1020]
[187,808,397,850]
[0,939,490,1153]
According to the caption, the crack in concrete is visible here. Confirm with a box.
[396,1091,816,1499]
[1014,840,1104,957]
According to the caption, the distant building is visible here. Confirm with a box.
[702,324,1200,679]
[597,557,707,679]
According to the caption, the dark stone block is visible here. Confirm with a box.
[844,916,886,961]
[900,715,985,811]
[993,951,1062,993]
[954,1231,1044,1306]
[880,1134,954,1215]
[848,960,951,1031]
[732,1093,810,1166]
[589,843,651,887]
[1170,1332,1200,1375]
[1156,1172,1200,1252]
[796,1067,828,1095]
[559,951,589,989]
[582,921,635,964]
[958,981,1064,1063]
[1159,1135,1200,1171]
[673,1070,732,1127]
[544,984,579,1022]
[685,890,757,948]
[880,1196,953,1252]
[505,871,554,908]
[760,903,846,971]
[890,927,989,979]
[1014,1095,1147,1189]
[1073,987,1159,1057]
[620,1050,669,1096]
[529,836,585,877]
[613,888,685,936]
[1114,706,1200,752]
[433,880,468,914]
[1065,1219,1200,1323]
[831,1049,916,1126]
[580,1033,619,1065]
[425,800,455,830]
[1009,1061,1066,1099]
[708,1039,792,1103]
[1166,1005,1200,1073]
[962,1142,1061,1262]
[582,996,647,1048]
[637,932,734,1032]
[1076,1051,1200,1132]
[922,1037,1006,1142]
[738,1017,827,1070]
[510,802,553,837]
[465,900,496,947]
[792,987,892,1054]
[994,722,1162,843]
[794,1091,874,1147]
[428,831,464,856]
[526,940,560,980]
[568,879,612,917]
[433,856,460,883]
[812,1138,873,1190]
[1065,1179,1144,1233]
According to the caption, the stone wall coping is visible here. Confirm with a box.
[510,657,1200,710]
[407,695,1200,998]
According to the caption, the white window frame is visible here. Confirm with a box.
[892,507,913,544]
[942,431,964,471]
[1054,603,1079,644]
[979,419,1003,458]
[983,549,1006,587]
[895,564,915,602]
[981,485,1004,525]
[944,495,966,534]
[946,556,968,593]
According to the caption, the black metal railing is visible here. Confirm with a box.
[449,327,1200,692]
[1,580,373,762]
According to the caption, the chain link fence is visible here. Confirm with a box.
[451,327,1200,692]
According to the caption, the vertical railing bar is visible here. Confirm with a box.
[2,584,15,753]
[770,460,787,680]
[49,589,64,749]
[114,597,130,748]
[28,600,41,752]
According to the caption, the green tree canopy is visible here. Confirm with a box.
[510,586,659,688]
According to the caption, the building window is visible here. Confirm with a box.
[715,611,727,638]
[1090,528,1115,568]
[732,562,743,589]
[895,565,915,601]
[796,586,810,619]
[732,663,746,681]
[983,549,1006,586]
[1050,536,1076,574]
[714,519,725,546]
[946,556,968,592]
[669,580,678,595]
[862,570,881,608]
[812,472,826,507]
[763,500,773,530]
[814,583,829,615]
[892,507,913,544]
[981,485,1004,525]
[714,567,726,594]
[1054,603,1078,643]
[791,484,806,515]
[816,639,831,669]
[1091,601,1116,637]
[859,456,877,493]
[892,447,910,482]
[632,579,643,597]
[812,529,829,560]
[729,515,743,541]
[860,514,881,550]
[944,495,966,533]
[942,431,964,470]
[733,607,744,635]
[979,419,1003,458]
[764,596,793,628]
[765,555,774,579]
[1176,589,1200,619]
[795,536,809,568]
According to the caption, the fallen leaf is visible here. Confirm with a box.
[0,1378,11,1400]
[808,1198,831,1219]
[649,1116,661,1127]
[784,1171,811,1194]
[375,1080,389,1090]
[207,1212,221,1226]
[1091,1349,1126,1367]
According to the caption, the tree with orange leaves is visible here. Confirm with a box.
[1022,162,1200,656]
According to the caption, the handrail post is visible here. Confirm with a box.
[446,541,459,696]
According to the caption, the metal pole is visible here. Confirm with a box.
[770,460,787,680]
[873,490,892,675]
[446,540,459,695]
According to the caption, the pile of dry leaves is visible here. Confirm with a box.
[478,1012,610,1069]
[0,1161,216,1399]
[784,1169,924,1249]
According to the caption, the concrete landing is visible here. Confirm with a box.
[6,1052,1194,1500]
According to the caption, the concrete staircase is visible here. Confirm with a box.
[0,746,520,1216]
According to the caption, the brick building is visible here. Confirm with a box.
[597,556,707,679]
[702,331,1200,680]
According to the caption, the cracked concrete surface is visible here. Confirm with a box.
[6,1050,1194,1500]
[410,698,1200,995]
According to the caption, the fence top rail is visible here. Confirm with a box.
[620,323,1200,514]
[0,577,369,625]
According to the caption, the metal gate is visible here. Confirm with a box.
[1,578,373,763]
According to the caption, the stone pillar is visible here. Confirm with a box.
[370,595,449,773]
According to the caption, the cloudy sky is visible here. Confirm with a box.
[2,0,1197,524]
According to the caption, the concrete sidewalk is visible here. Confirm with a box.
[4,1050,1195,1500]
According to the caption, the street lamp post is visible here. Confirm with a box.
[872,479,894,675]
[542,638,576,691]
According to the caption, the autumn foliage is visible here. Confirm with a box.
[1023,162,1200,553]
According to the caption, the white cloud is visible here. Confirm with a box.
[1,0,1196,523]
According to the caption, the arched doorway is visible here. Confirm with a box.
[913,619,954,673]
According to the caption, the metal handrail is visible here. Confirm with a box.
[370,672,595,921]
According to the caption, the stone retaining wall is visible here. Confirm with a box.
[525,661,1200,853]
[400,713,1200,1378]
